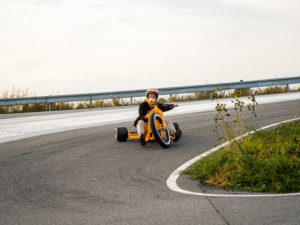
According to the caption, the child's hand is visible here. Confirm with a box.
[173,103,179,107]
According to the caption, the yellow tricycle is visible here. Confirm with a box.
[115,103,180,148]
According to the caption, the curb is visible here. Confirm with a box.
[166,117,300,197]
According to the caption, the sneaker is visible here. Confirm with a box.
[173,129,182,142]
[140,134,146,146]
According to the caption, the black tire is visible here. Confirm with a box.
[173,122,179,131]
[115,127,128,142]
[150,113,171,148]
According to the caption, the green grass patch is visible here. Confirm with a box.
[184,122,300,193]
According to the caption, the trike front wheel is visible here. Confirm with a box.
[150,113,171,148]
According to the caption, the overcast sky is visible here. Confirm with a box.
[1,0,300,95]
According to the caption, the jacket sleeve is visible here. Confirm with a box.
[134,102,148,127]
[139,102,150,117]
[157,103,175,112]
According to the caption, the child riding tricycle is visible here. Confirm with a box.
[115,88,182,148]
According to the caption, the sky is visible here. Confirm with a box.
[0,0,300,95]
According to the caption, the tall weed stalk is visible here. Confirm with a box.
[213,89,258,143]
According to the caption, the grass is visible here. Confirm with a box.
[184,121,300,193]
[168,85,300,103]
[0,86,143,113]
[1,85,299,114]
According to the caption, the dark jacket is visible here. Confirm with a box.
[133,101,175,127]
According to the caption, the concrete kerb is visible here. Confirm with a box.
[166,117,300,197]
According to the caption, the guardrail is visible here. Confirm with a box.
[1,76,300,113]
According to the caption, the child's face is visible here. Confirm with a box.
[148,93,157,100]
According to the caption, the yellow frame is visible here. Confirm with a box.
[128,104,175,141]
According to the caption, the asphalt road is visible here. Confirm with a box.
[0,100,299,225]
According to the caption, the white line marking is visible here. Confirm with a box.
[166,117,300,197]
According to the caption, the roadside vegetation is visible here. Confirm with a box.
[0,86,140,114]
[1,85,299,114]
[164,85,300,103]
[184,121,300,193]
[183,90,300,194]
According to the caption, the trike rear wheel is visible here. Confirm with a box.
[115,127,128,142]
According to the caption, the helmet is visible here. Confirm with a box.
[146,88,159,99]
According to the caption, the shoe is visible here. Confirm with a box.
[173,129,182,142]
[140,134,146,146]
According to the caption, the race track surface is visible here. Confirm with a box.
[0,100,299,225]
